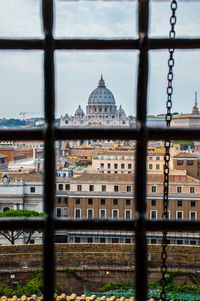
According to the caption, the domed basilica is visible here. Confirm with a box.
[60,75,134,128]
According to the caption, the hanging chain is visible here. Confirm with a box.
[160,1,177,301]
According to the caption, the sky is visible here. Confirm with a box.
[0,0,200,119]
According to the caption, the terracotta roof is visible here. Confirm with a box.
[0,172,43,182]
[69,150,102,157]
[72,173,199,184]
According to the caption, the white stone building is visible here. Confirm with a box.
[60,75,135,131]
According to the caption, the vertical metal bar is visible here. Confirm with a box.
[135,1,149,300]
[42,1,55,301]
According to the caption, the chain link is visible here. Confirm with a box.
[160,1,177,300]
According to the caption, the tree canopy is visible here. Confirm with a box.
[0,209,44,245]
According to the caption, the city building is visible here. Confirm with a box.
[171,95,200,128]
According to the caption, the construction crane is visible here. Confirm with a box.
[19,112,40,120]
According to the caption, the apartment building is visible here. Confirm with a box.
[91,149,165,174]
[0,170,199,245]
[172,152,199,179]
[56,173,200,245]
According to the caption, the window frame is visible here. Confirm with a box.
[1,1,198,300]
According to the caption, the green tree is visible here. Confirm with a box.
[0,209,44,245]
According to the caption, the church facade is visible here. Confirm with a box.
[60,76,134,129]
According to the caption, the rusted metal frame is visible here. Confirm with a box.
[1,38,200,50]
[135,1,149,300]
[42,0,55,300]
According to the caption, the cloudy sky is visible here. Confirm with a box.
[0,0,200,119]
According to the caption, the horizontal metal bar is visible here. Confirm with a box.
[56,127,200,141]
[55,39,139,50]
[55,127,137,140]
[0,39,44,50]
[0,129,44,140]
[0,127,200,141]
[146,219,200,232]
[0,38,200,51]
[149,38,200,50]
[148,127,200,140]
[0,218,200,232]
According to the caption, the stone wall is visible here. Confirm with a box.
[0,243,200,293]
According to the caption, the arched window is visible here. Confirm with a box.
[3,207,10,212]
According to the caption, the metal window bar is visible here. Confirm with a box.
[0,0,200,301]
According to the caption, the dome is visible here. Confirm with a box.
[88,75,115,104]
[75,105,85,115]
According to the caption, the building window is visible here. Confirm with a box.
[87,209,94,219]
[88,198,93,205]
[65,184,70,190]
[177,160,183,166]
[113,199,118,205]
[125,210,132,219]
[75,209,81,219]
[99,209,106,219]
[150,210,157,219]
[189,211,197,220]
[58,184,63,190]
[156,164,160,170]
[87,237,93,243]
[114,163,118,169]
[30,186,35,193]
[187,160,194,166]
[128,164,132,169]
[64,198,68,204]
[57,197,61,204]
[56,208,61,218]
[112,209,119,219]
[190,187,195,194]
[149,164,153,170]
[101,199,105,205]
[107,163,111,169]
[77,185,82,191]
[191,201,196,207]
[75,237,81,243]
[151,186,157,193]
[126,199,131,206]
[63,208,68,218]
[177,200,182,207]
[177,186,182,193]
[177,239,183,245]
[100,163,104,168]
[102,185,106,192]
[76,198,80,205]
[121,163,125,169]
[114,185,119,192]
[176,211,183,220]
[100,237,106,243]
[89,185,94,191]
[149,156,153,160]
[151,200,156,206]
[156,157,160,161]
[126,185,131,192]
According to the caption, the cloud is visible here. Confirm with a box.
[0,0,200,118]
[0,0,42,38]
